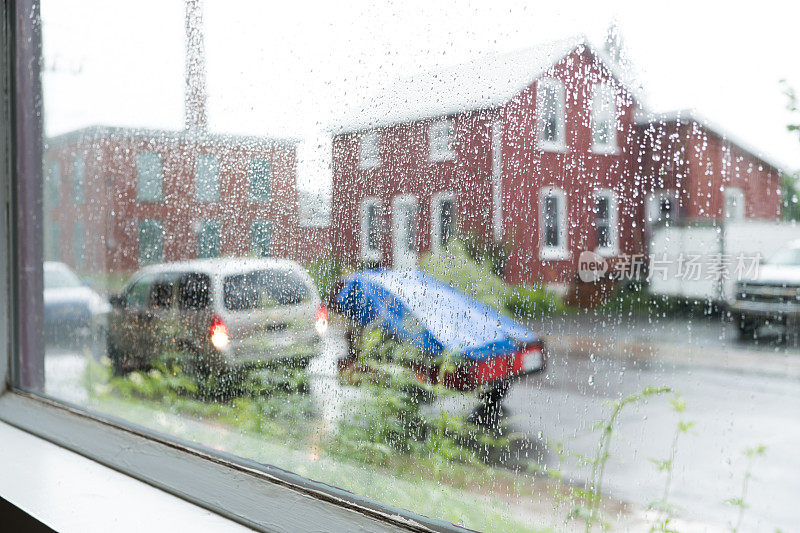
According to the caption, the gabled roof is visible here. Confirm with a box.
[635,109,786,175]
[332,35,644,134]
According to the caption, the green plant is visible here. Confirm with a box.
[727,444,767,533]
[571,386,672,532]
[306,254,346,300]
[506,284,565,319]
[649,394,695,532]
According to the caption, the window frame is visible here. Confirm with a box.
[359,197,382,261]
[590,83,619,155]
[428,118,455,162]
[248,157,272,204]
[194,153,220,203]
[593,188,619,256]
[358,131,381,170]
[430,191,455,255]
[536,77,566,152]
[723,186,746,220]
[539,186,569,260]
[0,3,463,531]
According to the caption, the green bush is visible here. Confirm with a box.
[506,284,565,319]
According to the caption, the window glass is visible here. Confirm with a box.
[138,219,164,265]
[224,269,309,310]
[136,151,164,202]
[358,131,380,169]
[195,154,220,202]
[249,158,271,202]
[31,3,800,532]
[250,220,271,257]
[72,155,84,203]
[197,219,220,258]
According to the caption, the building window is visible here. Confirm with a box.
[646,191,678,226]
[46,160,60,206]
[594,190,618,255]
[72,155,85,204]
[197,219,220,258]
[138,219,164,265]
[591,84,618,153]
[431,192,455,254]
[251,220,272,257]
[539,187,567,260]
[724,187,745,220]
[195,154,220,203]
[73,221,85,269]
[491,120,503,242]
[537,78,566,151]
[45,223,60,262]
[429,119,455,162]
[358,131,380,170]
[136,151,163,202]
[249,158,271,202]
[360,198,382,261]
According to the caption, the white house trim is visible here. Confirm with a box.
[536,78,566,153]
[491,120,503,241]
[359,197,382,261]
[591,83,619,155]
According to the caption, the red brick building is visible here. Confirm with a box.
[43,126,323,274]
[330,37,783,286]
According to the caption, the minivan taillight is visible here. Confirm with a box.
[314,304,329,335]
[209,315,230,350]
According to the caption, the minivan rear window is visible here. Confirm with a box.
[178,273,211,310]
[223,269,309,311]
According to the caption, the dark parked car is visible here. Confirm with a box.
[107,258,327,374]
[44,261,110,358]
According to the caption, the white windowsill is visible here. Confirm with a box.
[596,246,619,257]
[591,144,619,155]
[540,247,569,261]
[429,152,455,163]
[538,141,566,153]
[0,420,252,533]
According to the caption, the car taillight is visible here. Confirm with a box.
[209,315,229,350]
[314,304,329,335]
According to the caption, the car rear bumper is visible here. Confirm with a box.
[440,342,546,391]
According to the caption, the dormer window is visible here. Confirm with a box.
[537,78,566,151]
[358,131,380,169]
[592,84,618,154]
[429,119,455,162]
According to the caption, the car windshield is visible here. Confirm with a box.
[766,247,800,266]
[224,269,309,310]
[44,265,83,290]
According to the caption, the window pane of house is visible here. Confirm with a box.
[72,155,84,204]
[197,220,219,258]
[31,3,800,533]
[249,158,271,201]
[195,154,219,202]
[138,219,163,265]
[137,151,163,201]
[250,220,271,257]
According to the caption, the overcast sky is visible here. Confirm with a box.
[41,0,800,191]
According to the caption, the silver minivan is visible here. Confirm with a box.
[107,258,327,374]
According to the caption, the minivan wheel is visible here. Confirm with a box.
[736,315,759,340]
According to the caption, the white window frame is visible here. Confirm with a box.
[391,193,419,269]
[593,189,619,256]
[724,186,745,220]
[491,120,503,241]
[539,186,568,260]
[591,84,619,154]
[359,197,382,261]
[429,119,455,162]
[358,131,381,170]
[194,153,220,203]
[536,78,566,152]
[431,191,456,255]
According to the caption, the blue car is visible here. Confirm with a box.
[334,269,546,420]
[44,262,110,358]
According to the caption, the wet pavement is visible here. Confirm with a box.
[508,313,800,532]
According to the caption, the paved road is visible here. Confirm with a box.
[506,313,800,532]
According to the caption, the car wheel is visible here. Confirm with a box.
[736,315,758,341]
